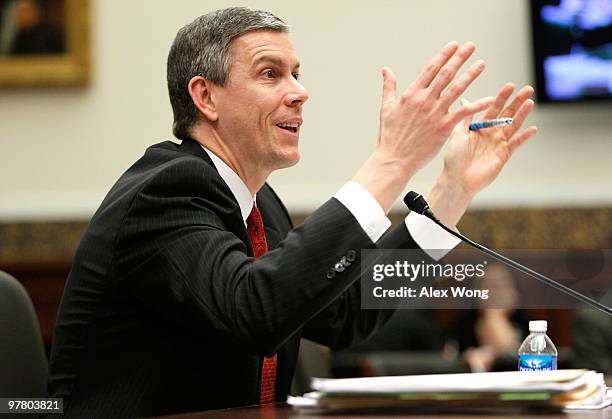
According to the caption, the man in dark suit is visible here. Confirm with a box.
[47,7,536,417]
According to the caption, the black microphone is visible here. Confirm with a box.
[404,191,438,222]
[403,191,612,317]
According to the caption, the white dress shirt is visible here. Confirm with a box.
[202,146,460,258]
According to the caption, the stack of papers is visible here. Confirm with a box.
[288,369,611,413]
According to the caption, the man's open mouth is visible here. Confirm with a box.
[276,122,298,133]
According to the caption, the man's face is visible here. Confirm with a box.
[211,30,309,172]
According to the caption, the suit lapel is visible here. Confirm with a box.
[257,185,292,250]
[177,138,256,255]
[177,138,292,253]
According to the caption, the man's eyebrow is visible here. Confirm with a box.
[252,55,300,70]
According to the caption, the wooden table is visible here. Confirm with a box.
[155,402,612,419]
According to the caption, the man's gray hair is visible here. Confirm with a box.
[167,7,289,140]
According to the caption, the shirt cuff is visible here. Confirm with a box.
[404,212,461,261]
[334,181,391,242]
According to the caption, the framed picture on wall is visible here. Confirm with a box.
[0,0,90,87]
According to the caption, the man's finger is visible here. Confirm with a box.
[448,96,495,127]
[456,98,474,130]
[508,126,537,155]
[427,42,476,98]
[437,59,486,110]
[482,83,515,120]
[449,98,475,136]
[503,99,534,137]
[381,67,397,109]
[409,41,459,90]
[501,85,534,118]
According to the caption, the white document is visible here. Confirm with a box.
[311,369,593,394]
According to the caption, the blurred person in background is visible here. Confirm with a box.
[452,263,524,372]
[572,309,612,374]
[333,264,524,375]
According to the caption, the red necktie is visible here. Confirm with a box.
[247,205,277,405]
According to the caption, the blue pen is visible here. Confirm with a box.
[469,117,513,131]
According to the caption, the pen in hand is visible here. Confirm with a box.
[469,117,513,131]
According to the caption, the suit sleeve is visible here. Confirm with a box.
[111,159,378,357]
[301,221,423,349]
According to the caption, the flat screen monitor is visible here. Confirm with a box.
[530,0,612,103]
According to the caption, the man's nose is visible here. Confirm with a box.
[284,79,309,107]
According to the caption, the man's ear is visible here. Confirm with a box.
[188,76,218,122]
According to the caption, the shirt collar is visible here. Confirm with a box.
[201,146,254,226]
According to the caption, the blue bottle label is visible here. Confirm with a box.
[518,354,557,371]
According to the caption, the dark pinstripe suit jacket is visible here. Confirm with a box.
[47,138,420,417]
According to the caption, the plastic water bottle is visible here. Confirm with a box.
[518,320,558,371]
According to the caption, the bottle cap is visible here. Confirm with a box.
[529,320,547,332]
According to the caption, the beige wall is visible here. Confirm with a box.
[1,0,611,221]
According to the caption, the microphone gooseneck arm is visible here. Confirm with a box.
[403,191,612,317]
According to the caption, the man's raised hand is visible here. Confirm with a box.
[354,42,493,213]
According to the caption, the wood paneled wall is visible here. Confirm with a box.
[1,208,610,349]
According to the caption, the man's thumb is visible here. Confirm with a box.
[459,98,474,129]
